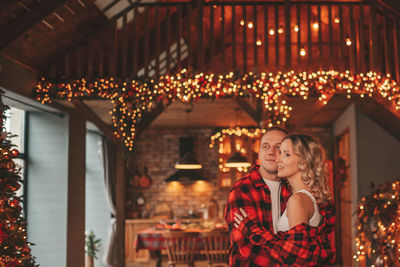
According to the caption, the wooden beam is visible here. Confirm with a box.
[66,113,86,267]
[135,102,166,138]
[71,99,119,144]
[0,0,67,51]
[355,96,400,140]
[115,145,126,267]
[290,94,334,132]
[235,97,261,125]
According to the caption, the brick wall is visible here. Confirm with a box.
[127,128,230,219]
[126,127,333,219]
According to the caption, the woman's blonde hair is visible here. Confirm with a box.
[283,134,332,204]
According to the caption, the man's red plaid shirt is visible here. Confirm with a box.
[225,166,336,266]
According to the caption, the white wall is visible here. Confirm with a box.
[333,104,359,214]
[85,131,110,267]
[26,111,68,267]
[356,110,400,197]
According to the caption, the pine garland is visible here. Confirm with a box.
[355,180,400,266]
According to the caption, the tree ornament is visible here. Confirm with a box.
[10,149,19,158]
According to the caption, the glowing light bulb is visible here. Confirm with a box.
[256,39,262,46]
[312,22,319,30]
[294,24,299,32]
[247,22,254,29]
[346,38,352,46]
[269,27,275,35]
[300,48,306,56]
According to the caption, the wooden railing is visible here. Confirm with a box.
[48,0,400,81]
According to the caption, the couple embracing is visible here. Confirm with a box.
[225,126,335,266]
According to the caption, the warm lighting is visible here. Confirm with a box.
[277,25,284,34]
[175,153,202,169]
[346,38,352,46]
[334,17,340,24]
[294,24,299,32]
[300,48,306,56]
[240,19,245,26]
[247,21,254,29]
[225,152,251,168]
[256,39,262,46]
[312,22,319,30]
[269,27,275,35]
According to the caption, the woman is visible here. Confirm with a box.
[233,134,334,266]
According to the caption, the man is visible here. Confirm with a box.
[225,126,335,266]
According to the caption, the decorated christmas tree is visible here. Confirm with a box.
[0,91,37,267]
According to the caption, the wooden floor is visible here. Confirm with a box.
[126,261,219,267]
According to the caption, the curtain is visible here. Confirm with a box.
[100,137,117,265]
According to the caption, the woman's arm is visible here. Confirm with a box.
[286,193,314,228]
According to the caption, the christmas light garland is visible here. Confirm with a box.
[34,69,400,151]
[354,180,400,266]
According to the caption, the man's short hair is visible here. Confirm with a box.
[265,125,289,135]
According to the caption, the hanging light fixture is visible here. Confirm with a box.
[225,152,251,168]
[174,109,203,170]
[175,152,202,169]
[225,108,251,168]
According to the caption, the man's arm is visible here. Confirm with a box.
[225,184,275,262]
[235,203,336,266]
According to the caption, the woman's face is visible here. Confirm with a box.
[276,139,301,179]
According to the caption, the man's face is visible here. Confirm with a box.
[258,130,287,176]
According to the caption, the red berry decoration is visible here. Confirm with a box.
[10,149,19,157]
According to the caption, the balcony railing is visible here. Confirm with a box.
[49,0,400,81]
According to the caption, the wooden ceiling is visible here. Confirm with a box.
[1,0,399,140]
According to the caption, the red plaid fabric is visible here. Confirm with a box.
[225,166,291,267]
[225,166,336,266]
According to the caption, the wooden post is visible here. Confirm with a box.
[132,8,139,77]
[338,5,344,71]
[284,0,291,70]
[166,7,171,74]
[243,5,247,73]
[307,4,312,69]
[144,8,150,76]
[177,6,182,72]
[275,5,279,69]
[369,2,378,72]
[66,113,86,267]
[382,12,391,75]
[221,5,226,71]
[393,19,400,82]
[264,5,269,65]
[155,6,160,77]
[115,145,126,267]
[122,14,128,77]
[359,5,365,73]
[297,4,301,67]
[253,5,258,69]
[232,5,237,70]
[328,4,333,69]
[196,0,204,70]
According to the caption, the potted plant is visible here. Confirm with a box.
[85,230,101,267]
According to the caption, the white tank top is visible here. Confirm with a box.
[277,190,321,232]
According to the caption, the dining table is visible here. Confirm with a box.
[134,226,227,267]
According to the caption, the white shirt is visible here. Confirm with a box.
[277,189,321,232]
[263,178,281,234]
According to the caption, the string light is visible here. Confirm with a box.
[300,48,307,56]
[277,25,284,34]
[312,21,319,30]
[34,70,400,151]
[256,39,262,46]
[346,38,352,46]
[354,180,400,266]
[334,17,340,24]
[269,27,275,35]
[294,24,299,32]
[247,21,254,29]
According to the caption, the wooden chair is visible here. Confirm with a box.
[162,231,199,267]
[201,230,230,267]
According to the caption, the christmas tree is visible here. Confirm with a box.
[0,91,37,267]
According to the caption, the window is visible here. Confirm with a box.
[4,106,26,201]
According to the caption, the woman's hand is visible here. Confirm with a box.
[233,208,248,228]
